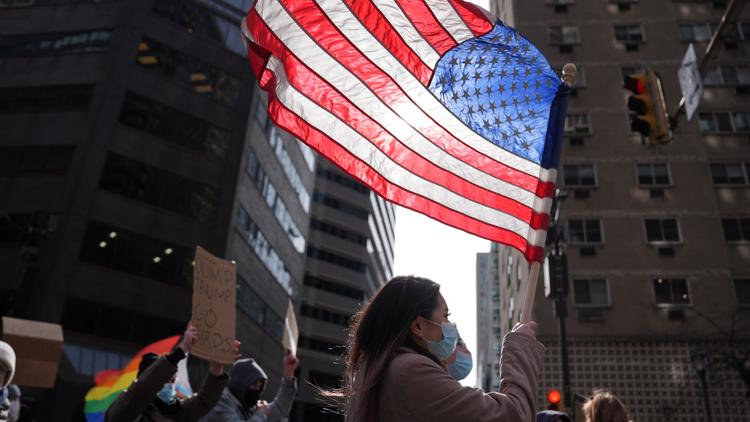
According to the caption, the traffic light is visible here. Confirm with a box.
[623,69,671,144]
[547,389,562,410]
[543,253,569,299]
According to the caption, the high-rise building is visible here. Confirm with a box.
[476,243,502,391]
[292,160,396,422]
[490,1,750,420]
[0,0,315,419]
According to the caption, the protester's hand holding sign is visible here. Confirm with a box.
[282,350,299,381]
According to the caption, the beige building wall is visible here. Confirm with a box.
[490,1,750,420]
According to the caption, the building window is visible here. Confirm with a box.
[573,278,610,307]
[236,276,284,341]
[721,217,750,242]
[567,219,604,244]
[300,304,352,327]
[310,218,367,246]
[306,247,367,274]
[644,218,681,243]
[636,163,671,187]
[119,92,230,160]
[679,21,749,43]
[710,163,748,185]
[135,37,240,106]
[0,146,75,177]
[653,278,690,305]
[734,278,750,305]
[614,25,645,43]
[236,206,298,299]
[704,65,750,87]
[152,0,246,56]
[0,84,94,114]
[298,336,343,356]
[99,153,218,223]
[303,274,364,301]
[699,112,750,133]
[246,150,305,253]
[564,114,591,135]
[0,30,112,58]
[563,164,596,187]
[79,221,193,286]
[313,191,369,220]
[549,26,580,45]
[266,124,311,212]
[316,167,369,194]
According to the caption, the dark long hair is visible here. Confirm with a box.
[327,275,442,422]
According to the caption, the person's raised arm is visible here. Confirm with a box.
[181,339,240,420]
[106,325,197,422]
[259,350,299,420]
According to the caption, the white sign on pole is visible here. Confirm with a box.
[678,44,703,121]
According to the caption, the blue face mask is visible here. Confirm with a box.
[157,383,177,405]
[447,350,473,380]
[423,320,458,360]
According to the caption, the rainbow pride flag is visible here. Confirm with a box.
[83,336,193,422]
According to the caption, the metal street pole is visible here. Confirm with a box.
[699,371,714,422]
[670,0,748,130]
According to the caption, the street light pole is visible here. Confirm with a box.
[691,349,714,422]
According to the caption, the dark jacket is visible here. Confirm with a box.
[536,410,573,422]
[105,350,228,422]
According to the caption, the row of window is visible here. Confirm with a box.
[566,110,750,137]
[152,0,245,56]
[313,191,369,220]
[300,303,352,327]
[306,246,367,274]
[572,277,750,307]
[0,29,112,57]
[0,146,75,177]
[298,335,344,356]
[135,36,240,106]
[310,218,367,246]
[119,92,230,161]
[236,275,284,342]
[79,221,193,286]
[566,217,750,245]
[245,149,305,253]
[100,153,219,223]
[561,162,750,188]
[263,121,312,213]
[62,296,185,344]
[303,274,365,301]
[235,206,298,299]
[547,21,750,46]
[316,167,369,194]
[0,84,94,114]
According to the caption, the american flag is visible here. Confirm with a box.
[241,0,570,262]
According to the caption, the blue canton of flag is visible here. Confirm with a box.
[428,23,568,169]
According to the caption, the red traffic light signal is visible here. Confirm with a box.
[623,70,671,144]
[548,389,562,406]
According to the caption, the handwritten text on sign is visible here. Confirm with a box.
[191,246,236,364]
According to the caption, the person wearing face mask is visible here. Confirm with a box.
[200,350,299,422]
[5,385,20,422]
[105,324,240,422]
[442,338,473,381]
[0,341,16,422]
[330,275,544,422]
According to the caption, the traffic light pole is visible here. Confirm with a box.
[669,0,748,130]
[555,257,572,416]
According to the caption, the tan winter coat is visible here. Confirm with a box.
[353,332,544,422]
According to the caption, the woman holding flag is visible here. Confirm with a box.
[334,276,543,422]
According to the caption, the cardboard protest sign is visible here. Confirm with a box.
[282,299,299,356]
[2,317,63,388]
[191,246,236,364]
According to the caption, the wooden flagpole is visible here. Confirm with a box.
[520,63,577,323]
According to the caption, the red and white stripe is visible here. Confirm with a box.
[243,0,555,262]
